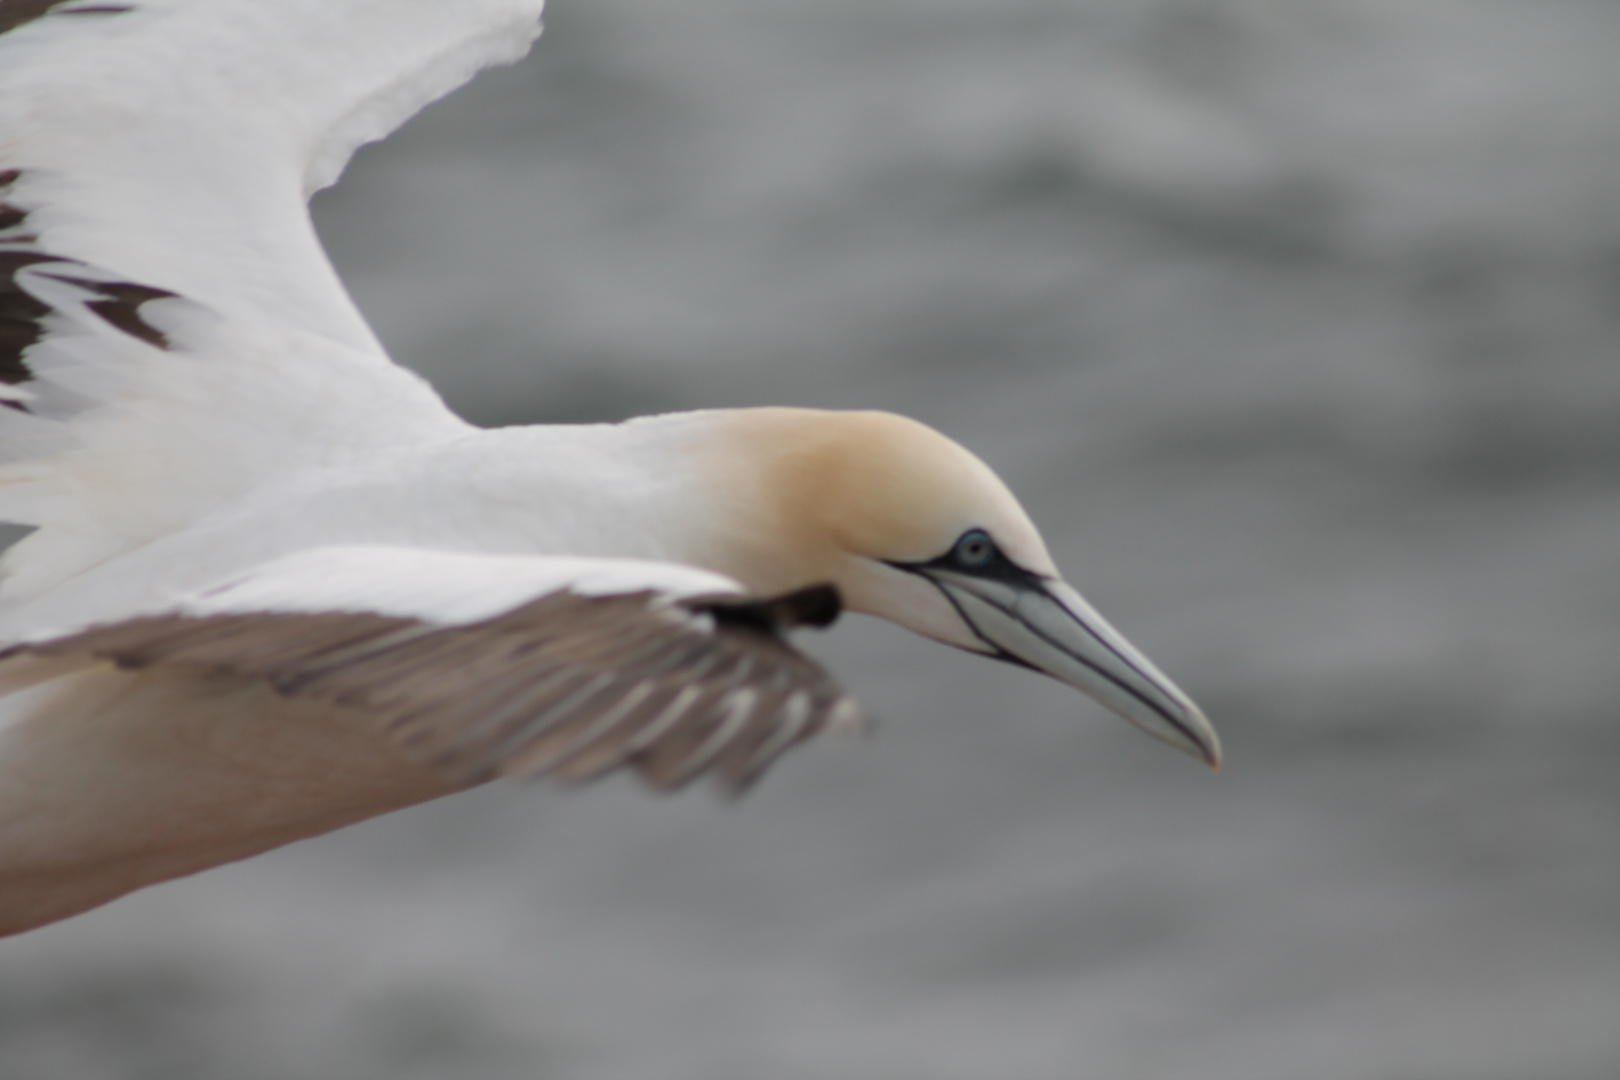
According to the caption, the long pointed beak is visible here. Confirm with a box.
[925,571,1220,768]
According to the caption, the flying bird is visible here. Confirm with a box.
[0,0,1218,936]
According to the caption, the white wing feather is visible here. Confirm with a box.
[175,546,744,629]
[0,0,547,597]
[0,0,544,348]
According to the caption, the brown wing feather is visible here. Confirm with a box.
[16,585,858,793]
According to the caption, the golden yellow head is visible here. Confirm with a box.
[678,406,1220,766]
[699,408,1053,599]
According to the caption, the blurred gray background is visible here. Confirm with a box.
[3,1,1618,1077]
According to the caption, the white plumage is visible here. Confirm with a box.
[0,0,1216,936]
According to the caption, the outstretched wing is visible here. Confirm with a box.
[0,0,546,595]
[7,547,861,793]
[0,0,543,354]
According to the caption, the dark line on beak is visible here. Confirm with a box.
[921,577,1038,672]
[920,571,1209,757]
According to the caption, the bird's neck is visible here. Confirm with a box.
[463,412,840,596]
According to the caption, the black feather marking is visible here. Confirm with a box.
[0,0,132,37]
[703,582,843,632]
[39,273,177,349]
[0,250,56,385]
[0,175,180,401]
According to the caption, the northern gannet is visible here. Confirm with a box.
[0,0,1217,936]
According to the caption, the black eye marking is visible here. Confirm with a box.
[951,529,996,570]
[883,528,1045,587]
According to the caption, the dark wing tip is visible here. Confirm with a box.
[1,0,134,38]
[0,184,183,392]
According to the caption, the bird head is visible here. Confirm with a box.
[685,408,1220,767]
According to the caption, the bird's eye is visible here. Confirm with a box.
[951,529,996,570]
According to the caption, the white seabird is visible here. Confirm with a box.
[0,0,1218,936]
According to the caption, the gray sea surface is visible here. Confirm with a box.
[3,1,1618,1077]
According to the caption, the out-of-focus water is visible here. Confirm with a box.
[3,2,1618,1077]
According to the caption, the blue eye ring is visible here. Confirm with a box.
[952,529,996,569]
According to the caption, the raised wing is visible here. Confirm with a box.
[8,547,860,793]
[0,0,545,596]
[0,0,543,352]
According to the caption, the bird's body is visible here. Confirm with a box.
[0,0,1216,936]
